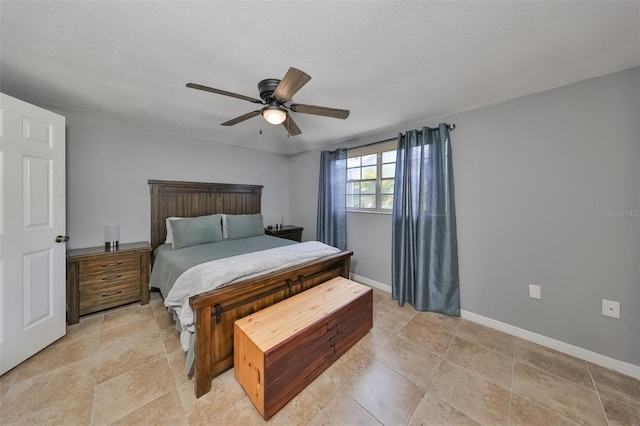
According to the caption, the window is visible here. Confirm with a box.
[347,140,397,212]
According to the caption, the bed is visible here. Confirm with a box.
[148,180,353,398]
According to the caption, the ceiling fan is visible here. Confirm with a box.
[186,67,350,136]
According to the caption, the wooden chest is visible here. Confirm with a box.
[234,276,373,420]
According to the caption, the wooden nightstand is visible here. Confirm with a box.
[66,241,151,324]
[264,225,303,242]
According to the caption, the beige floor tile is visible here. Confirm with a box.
[109,389,188,426]
[371,287,390,305]
[167,347,188,376]
[14,330,100,383]
[509,394,578,426]
[589,363,640,411]
[0,356,97,425]
[456,320,515,357]
[149,289,164,304]
[3,287,632,426]
[65,314,104,341]
[102,302,155,330]
[160,326,183,354]
[399,314,456,356]
[324,335,376,388]
[409,392,479,426]
[512,362,608,425]
[601,397,640,426]
[166,349,197,407]
[345,359,424,425]
[99,315,159,352]
[373,298,417,334]
[515,338,593,389]
[428,360,510,425]
[184,368,251,425]
[309,394,382,426]
[269,372,341,425]
[415,310,463,335]
[91,356,176,425]
[209,397,269,425]
[96,331,166,383]
[154,305,177,330]
[4,390,94,426]
[446,335,513,389]
[375,335,442,389]
[0,366,20,399]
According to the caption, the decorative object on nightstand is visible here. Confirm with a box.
[264,225,303,242]
[66,241,151,324]
[104,224,119,250]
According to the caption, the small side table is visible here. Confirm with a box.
[66,241,151,324]
[264,225,303,242]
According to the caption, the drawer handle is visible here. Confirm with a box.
[102,261,122,267]
[102,290,123,297]
[102,274,122,281]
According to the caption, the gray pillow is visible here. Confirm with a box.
[224,214,264,240]
[170,214,223,249]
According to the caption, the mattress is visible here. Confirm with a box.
[149,234,296,297]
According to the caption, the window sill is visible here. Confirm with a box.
[347,209,392,215]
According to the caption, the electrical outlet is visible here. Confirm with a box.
[528,284,541,299]
[602,299,620,319]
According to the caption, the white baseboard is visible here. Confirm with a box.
[350,273,391,293]
[461,309,640,380]
[348,273,639,380]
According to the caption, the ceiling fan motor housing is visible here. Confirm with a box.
[258,79,282,102]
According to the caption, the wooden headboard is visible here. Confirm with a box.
[148,180,263,252]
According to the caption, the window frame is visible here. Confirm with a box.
[346,139,397,214]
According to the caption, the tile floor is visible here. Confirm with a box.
[1,288,638,426]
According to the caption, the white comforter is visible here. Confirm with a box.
[164,241,341,351]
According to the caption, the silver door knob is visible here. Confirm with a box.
[55,235,69,243]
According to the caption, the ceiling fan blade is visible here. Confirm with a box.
[273,68,311,102]
[186,83,263,104]
[221,110,261,126]
[282,114,302,136]
[290,103,350,119]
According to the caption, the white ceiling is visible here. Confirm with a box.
[1,1,638,155]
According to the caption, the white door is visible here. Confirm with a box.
[0,93,66,375]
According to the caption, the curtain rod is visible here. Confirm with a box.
[347,123,456,151]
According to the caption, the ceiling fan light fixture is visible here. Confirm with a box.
[262,106,287,125]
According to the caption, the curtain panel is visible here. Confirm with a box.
[317,148,347,250]
[392,124,460,315]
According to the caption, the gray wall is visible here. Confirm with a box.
[290,67,640,365]
[65,113,291,249]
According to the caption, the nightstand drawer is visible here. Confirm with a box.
[78,268,140,289]
[79,280,141,314]
[264,226,303,242]
[274,230,300,241]
[79,253,139,276]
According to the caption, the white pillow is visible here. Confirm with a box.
[165,217,184,244]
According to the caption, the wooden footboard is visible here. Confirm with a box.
[189,250,352,398]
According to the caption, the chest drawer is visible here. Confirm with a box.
[79,253,139,276]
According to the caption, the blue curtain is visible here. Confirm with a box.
[317,148,347,250]
[392,124,460,315]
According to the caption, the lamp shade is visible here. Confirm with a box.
[105,224,119,250]
[262,106,287,125]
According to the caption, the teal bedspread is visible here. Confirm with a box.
[150,235,297,297]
